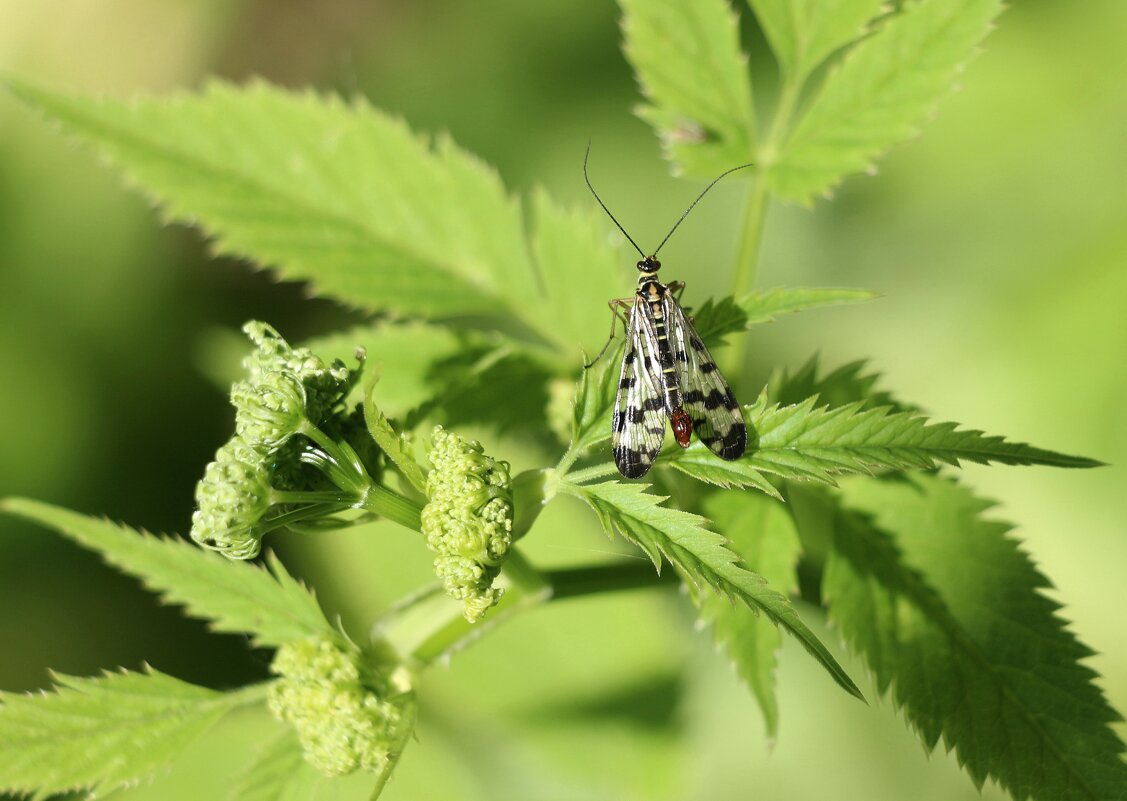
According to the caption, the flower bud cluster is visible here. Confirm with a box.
[190,321,369,559]
[267,636,409,776]
[420,426,513,622]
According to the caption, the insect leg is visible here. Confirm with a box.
[584,298,633,369]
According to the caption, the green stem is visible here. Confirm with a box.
[548,560,674,599]
[564,461,622,485]
[372,554,673,671]
[360,482,423,532]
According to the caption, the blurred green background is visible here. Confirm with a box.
[1,1,1124,799]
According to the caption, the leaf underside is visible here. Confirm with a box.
[826,474,1127,801]
[568,480,863,701]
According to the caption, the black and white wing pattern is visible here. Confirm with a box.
[612,298,668,478]
[666,296,747,460]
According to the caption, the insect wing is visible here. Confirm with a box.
[666,297,747,460]
[612,299,668,478]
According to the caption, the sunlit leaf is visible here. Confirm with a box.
[749,0,886,80]
[769,0,1004,204]
[7,78,547,333]
[621,0,757,177]
[0,667,251,800]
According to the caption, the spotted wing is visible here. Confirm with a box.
[612,298,668,478]
[666,295,747,460]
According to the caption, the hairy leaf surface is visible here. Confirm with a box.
[1,498,335,648]
[827,475,1127,800]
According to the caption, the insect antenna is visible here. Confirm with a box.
[651,162,755,257]
[584,142,646,259]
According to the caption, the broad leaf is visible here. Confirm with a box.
[620,0,757,178]
[769,0,1004,203]
[826,475,1127,800]
[692,286,877,344]
[531,189,633,352]
[0,498,335,648]
[698,491,801,738]
[564,480,863,701]
[0,668,251,800]
[749,0,886,80]
[7,79,546,332]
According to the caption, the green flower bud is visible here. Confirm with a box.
[190,438,272,559]
[420,427,513,623]
[267,636,410,777]
[241,321,353,426]
[231,370,308,454]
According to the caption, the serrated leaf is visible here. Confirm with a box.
[6,78,547,332]
[232,728,327,801]
[769,0,1004,203]
[664,393,1100,495]
[665,448,783,499]
[0,498,335,648]
[0,667,247,800]
[570,338,625,456]
[621,0,757,178]
[564,480,862,701]
[692,286,877,344]
[770,354,911,411]
[746,395,1102,480]
[698,491,801,738]
[826,474,1127,800]
[364,379,428,494]
[750,0,886,80]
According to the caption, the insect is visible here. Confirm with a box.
[584,147,752,479]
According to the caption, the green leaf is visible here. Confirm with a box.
[749,0,886,80]
[666,392,1099,494]
[749,394,1101,476]
[305,321,463,420]
[698,491,801,738]
[0,498,336,648]
[0,667,251,800]
[563,479,863,701]
[531,189,634,352]
[620,0,757,178]
[769,0,1004,204]
[826,474,1127,800]
[364,379,428,494]
[691,286,878,345]
[569,338,625,457]
[665,446,783,499]
[6,78,546,332]
[770,354,911,411]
